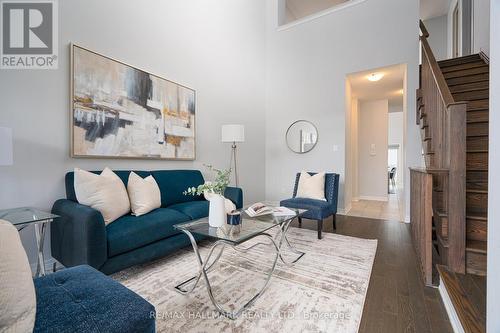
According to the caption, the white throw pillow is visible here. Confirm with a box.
[74,167,131,225]
[0,219,36,333]
[296,172,326,201]
[127,172,161,216]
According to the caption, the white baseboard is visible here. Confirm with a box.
[343,203,352,215]
[439,276,465,333]
[404,214,411,223]
[358,195,388,202]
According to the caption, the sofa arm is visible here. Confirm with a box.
[224,187,243,209]
[51,199,107,270]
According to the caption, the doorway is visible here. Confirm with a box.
[344,64,406,221]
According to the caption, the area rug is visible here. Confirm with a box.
[112,227,377,333]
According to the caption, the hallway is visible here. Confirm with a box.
[346,189,405,221]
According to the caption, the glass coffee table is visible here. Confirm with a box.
[173,206,306,319]
[0,207,59,277]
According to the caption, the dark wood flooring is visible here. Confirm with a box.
[291,215,453,333]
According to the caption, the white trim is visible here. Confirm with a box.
[343,203,352,214]
[404,214,411,224]
[277,0,368,31]
[439,276,465,333]
[358,195,388,202]
[337,207,347,215]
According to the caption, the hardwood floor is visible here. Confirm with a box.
[290,214,453,333]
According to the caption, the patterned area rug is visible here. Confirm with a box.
[112,227,377,333]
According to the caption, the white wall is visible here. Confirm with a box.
[424,15,448,60]
[0,0,266,266]
[344,80,353,211]
[358,100,389,200]
[265,0,421,215]
[472,0,490,55]
[487,2,499,331]
[388,110,404,186]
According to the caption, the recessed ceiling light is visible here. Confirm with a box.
[367,73,384,82]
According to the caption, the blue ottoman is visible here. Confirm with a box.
[34,265,155,333]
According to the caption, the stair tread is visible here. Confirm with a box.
[437,265,486,333]
[467,149,489,153]
[438,54,482,67]
[466,189,488,194]
[467,214,488,221]
[466,240,487,254]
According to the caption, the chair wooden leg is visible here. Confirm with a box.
[298,217,302,228]
[317,219,323,239]
[332,215,337,230]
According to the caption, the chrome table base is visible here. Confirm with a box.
[174,218,304,319]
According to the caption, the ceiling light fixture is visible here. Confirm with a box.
[367,73,384,82]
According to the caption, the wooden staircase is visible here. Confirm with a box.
[411,21,488,333]
[439,53,489,276]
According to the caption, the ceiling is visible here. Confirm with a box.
[347,64,405,108]
[420,0,450,20]
[286,0,349,21]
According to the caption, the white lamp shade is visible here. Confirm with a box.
[221,124,245,143]
[0,127,13,166]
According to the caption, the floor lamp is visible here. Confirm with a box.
[0,127,13,166]
[221,124,244,187]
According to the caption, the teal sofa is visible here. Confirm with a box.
[51,170,243,274]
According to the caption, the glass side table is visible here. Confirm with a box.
[0,207,59,277]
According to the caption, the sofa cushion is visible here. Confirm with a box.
[151,170,205,207]
[66,170,151,202]
[280,197,332,220]
[106,208,191,257]
[34,265,155,333]
[169,201,209,220]
[74,168,131,225]
[0,219,36,333]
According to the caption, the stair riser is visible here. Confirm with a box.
[467,122,489,137]
[435,213,448,239]
[444,66,489,79]
[454,89,489,101]
[434,190,447,212]
[421,125,430,138]
[441,61,488,73]
[449,80,489,93]
[423,140,432,153]
[446,73,489,86]
[467,110,489,123]
[467,171,488,191]
[438,55,481,67]
[467,152,489,171]
[467,219,488,242]
[466,251,487,276]
[467,99,489,111]
[467,136,489,151]
[467,192,488,215]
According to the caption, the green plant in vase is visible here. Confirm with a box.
[184,165,232,227]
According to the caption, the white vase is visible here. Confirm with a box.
[208,194,226,228]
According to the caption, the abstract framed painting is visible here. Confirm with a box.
[70,44,196,160]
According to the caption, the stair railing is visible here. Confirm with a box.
[417,20,467,274]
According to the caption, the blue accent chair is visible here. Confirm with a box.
[51,170,243,275]
[280,172,340,239]
[34,265,155,333]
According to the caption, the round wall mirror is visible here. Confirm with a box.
[285,120,318,154]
